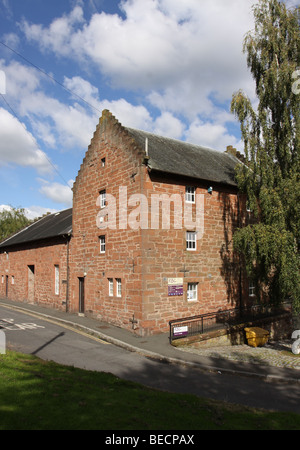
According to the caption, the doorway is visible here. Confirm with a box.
[28,265,35,304]
[78,277,85,314]
[5,275,8,297]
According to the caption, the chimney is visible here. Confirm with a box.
[225,145,246,164]
[225,145,237,156]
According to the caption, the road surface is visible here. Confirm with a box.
[0,306,299,414]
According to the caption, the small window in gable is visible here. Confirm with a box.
[99,235,106,254]
[99,190,106,208]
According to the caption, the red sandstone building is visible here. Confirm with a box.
[0,110,250,335]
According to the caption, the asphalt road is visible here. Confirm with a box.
[1,306,300,415]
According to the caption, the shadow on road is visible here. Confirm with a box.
[31,332,65,355]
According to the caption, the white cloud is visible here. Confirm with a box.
[0,60,98,150]
[2,32,20,49]
[0,204,13,212]
[24,205,58,220]
[19,92,98,150]
[0,108,53,174]
[21,1,257,100]
[0,204,58,220]
[153,112,185,139]
[38,179,73,207]
[8,0,288,175]
[63,76,101,110]
[185,118,242,152]
[0,59,41,108]
[1,60,182,161]
[99,99,186,139]
[31,121,56,148]
[101,98,152,130]
[21,6,85,56]
[19,0,261,152]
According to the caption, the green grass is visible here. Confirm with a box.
[0,351,299,430]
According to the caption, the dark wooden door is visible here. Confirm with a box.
[79,277,85,314]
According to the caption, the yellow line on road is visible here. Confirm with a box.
[0,304,110,345]
[37,316,111,345]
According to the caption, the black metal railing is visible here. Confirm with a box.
[169,303,291,342]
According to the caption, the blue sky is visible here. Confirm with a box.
[0,0,297,218]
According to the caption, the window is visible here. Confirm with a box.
[185,186,195,203]
[186,231,197,250]
[116,278,122,297]
[101,157,106,167]
[99,236,106,254]
[187,283,198,302]
[99,189,106,208]
[108,278,113,296]
[55,265,59,295]
[249,280,256,297]
[11,276,14,285]
[1,276,3,284]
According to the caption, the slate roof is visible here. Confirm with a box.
[0,208,72,249]
[126,127,239,187]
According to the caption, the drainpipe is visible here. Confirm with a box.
[65,234,71,313]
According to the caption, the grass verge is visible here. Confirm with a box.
[0,350,299,430]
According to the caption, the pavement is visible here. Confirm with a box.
[0,297,299,385]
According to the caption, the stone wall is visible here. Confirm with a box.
[69,110,145,330]
[0,237,69,310]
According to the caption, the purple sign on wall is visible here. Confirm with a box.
[168,285,184,296]
[168,278,183,296]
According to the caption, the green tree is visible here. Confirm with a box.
[231,0,300,313]
[0,207,31,242]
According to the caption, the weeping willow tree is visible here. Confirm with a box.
[231,0,300,313]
